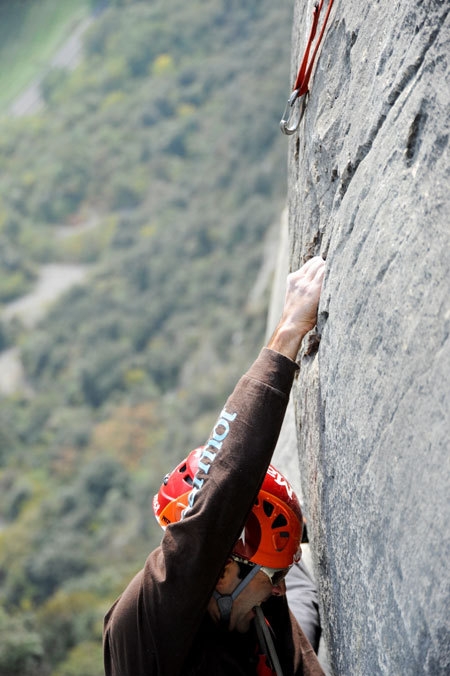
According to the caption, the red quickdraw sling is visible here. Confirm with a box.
[280,0,335,135]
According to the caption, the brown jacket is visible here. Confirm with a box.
[103,348,325,675]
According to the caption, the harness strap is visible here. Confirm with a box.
[254,606,284,676]
[213,563,262,628]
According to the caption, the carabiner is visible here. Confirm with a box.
[279,88,307,135]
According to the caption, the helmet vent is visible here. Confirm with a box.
[263,500,274,517]
[272,514,288,529]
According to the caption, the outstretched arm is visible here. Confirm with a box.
[268,256,325,360]
[104,257,326,676]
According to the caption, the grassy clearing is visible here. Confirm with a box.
[0,0,91,113]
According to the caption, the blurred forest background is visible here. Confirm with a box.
[0,0,293,674]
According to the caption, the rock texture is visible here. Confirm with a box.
[276,1,449,674]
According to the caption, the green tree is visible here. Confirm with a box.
[0,608,45,676]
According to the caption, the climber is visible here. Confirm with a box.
[103,255,326,676]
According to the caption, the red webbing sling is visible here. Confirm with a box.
[280,0,335,135]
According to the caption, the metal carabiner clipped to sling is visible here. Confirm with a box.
[280,0,335,135]
[280,88,308,136]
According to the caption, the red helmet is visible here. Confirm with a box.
[153,447,303,568]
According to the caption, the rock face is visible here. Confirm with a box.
[276,1,449,674]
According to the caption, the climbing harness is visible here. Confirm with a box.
[213,562,262,628]
[254,606,284,676]
[280,0,335,135]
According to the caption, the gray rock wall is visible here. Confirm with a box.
[280,1,449,674]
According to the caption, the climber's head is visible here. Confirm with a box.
[153,446,303,570]
[153,446,303,630]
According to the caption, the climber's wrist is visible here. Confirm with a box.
[267,320,310,360]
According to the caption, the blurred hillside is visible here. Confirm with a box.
[0,0,293,674]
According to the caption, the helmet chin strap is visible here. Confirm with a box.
[213,563,261,629]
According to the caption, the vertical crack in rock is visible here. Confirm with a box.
[294,136,301,163]
[405,108,428,166]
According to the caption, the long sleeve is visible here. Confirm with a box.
[104,348,299,676]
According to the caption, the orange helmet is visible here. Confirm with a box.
[153,447,303,569]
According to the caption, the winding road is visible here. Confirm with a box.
[10,15,94,117]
